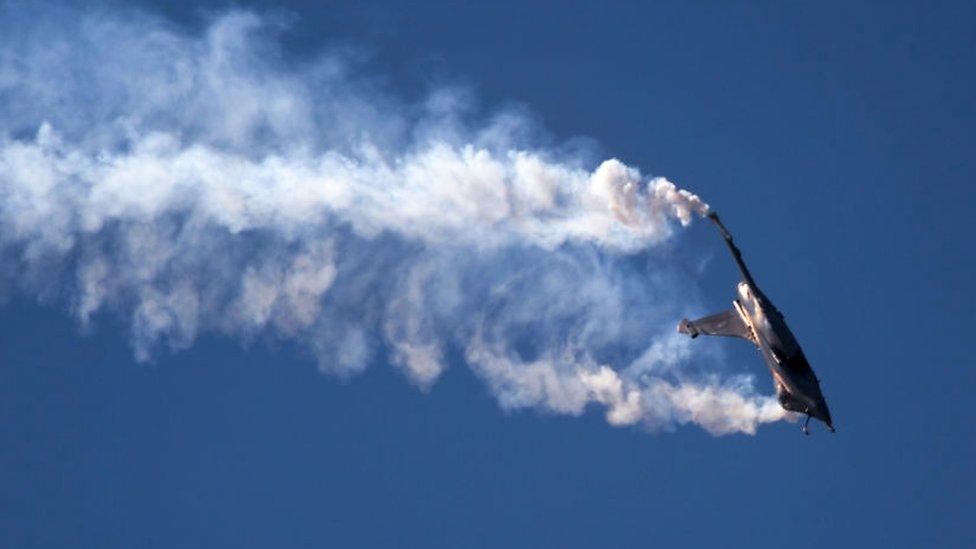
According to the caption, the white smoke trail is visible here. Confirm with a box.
[0,5,785,435]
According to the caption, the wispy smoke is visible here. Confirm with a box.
[0,5,785,434]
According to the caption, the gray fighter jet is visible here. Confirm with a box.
[678,213,834,435]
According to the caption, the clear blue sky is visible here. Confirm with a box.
[2,1,974,547]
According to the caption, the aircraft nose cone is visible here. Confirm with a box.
[812,400,834,432]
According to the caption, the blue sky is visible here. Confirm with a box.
[2,1,974,547]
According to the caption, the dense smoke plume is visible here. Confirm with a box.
[0,5,786,434]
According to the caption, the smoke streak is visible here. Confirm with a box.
[0,5,786,435]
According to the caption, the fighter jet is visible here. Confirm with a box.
[678,213,834,435]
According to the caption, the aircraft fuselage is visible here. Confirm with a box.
[734,282,833,429]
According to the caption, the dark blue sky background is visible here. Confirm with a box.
[3,1,974,547]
